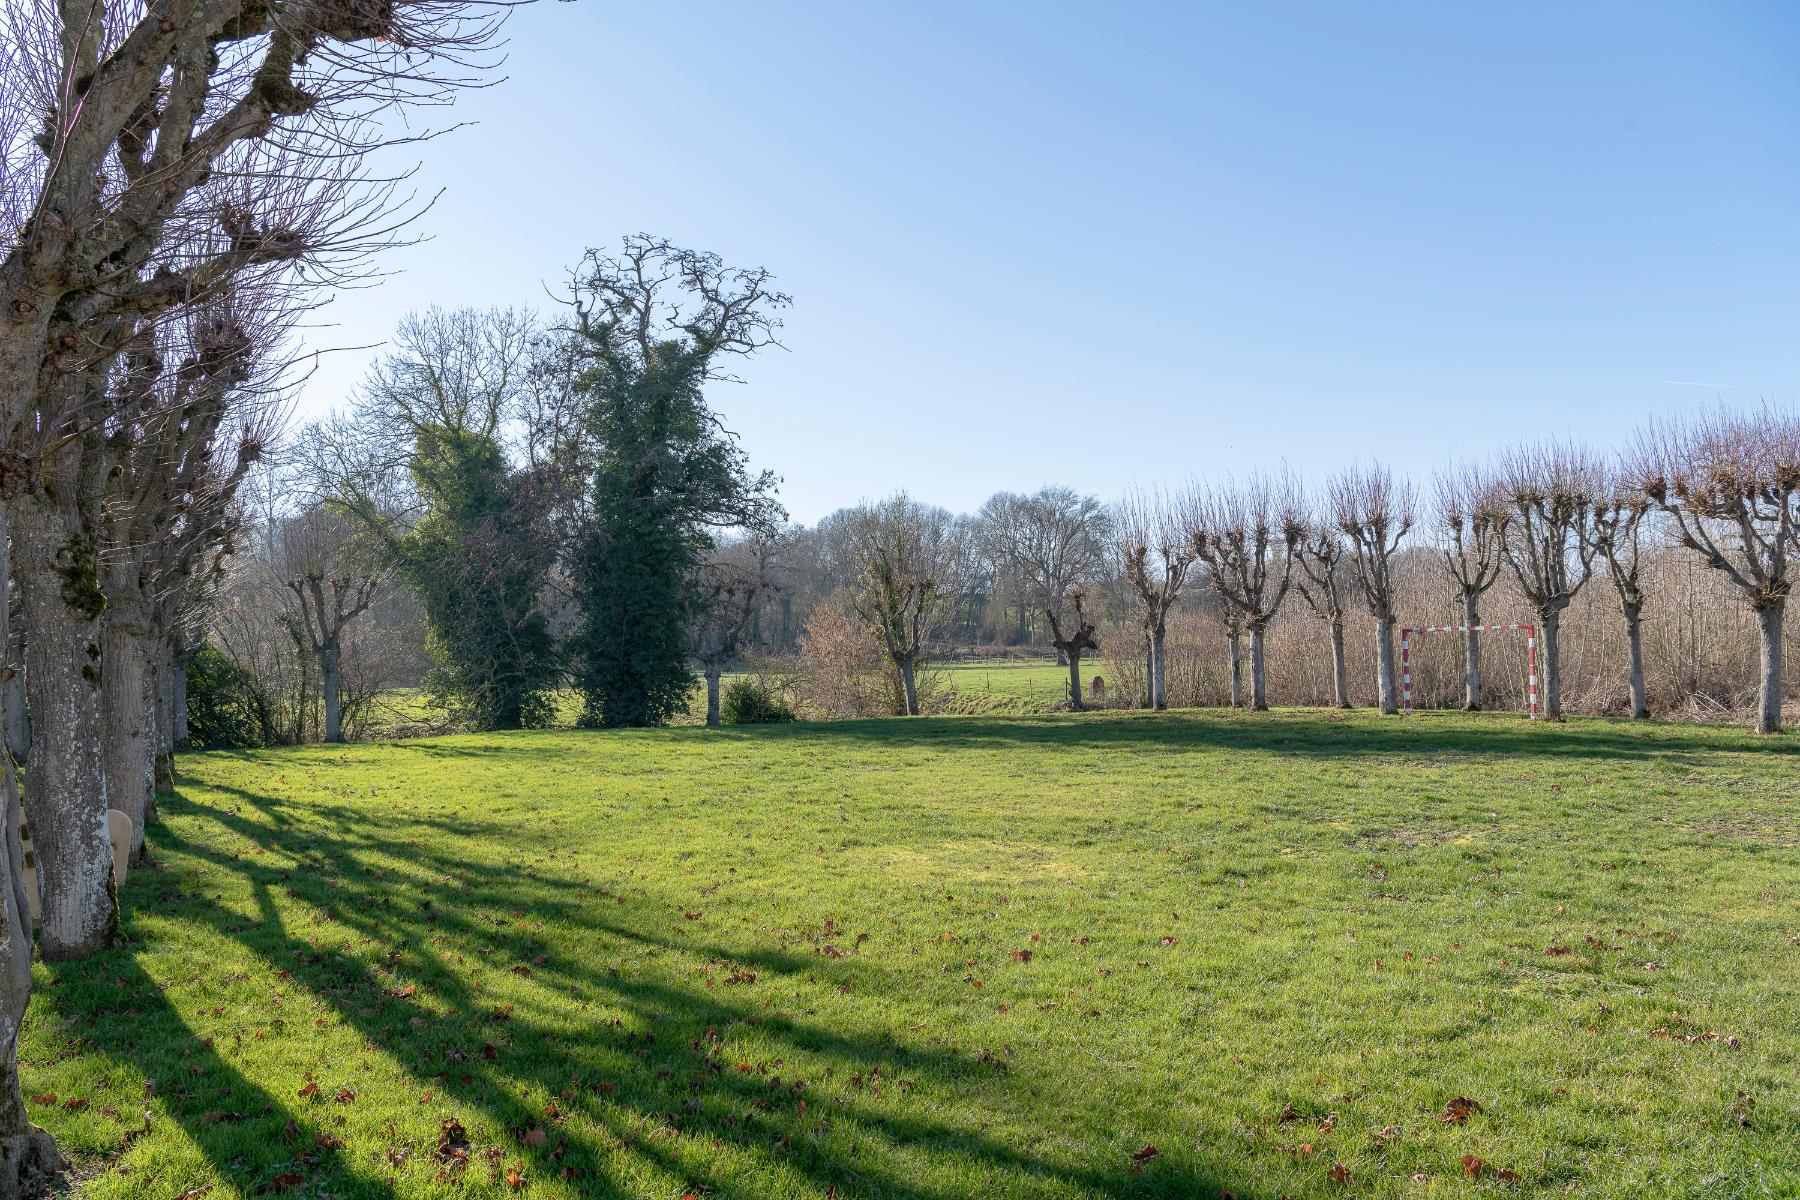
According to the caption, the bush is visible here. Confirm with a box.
[185,643,272,748]
[722,678,797,724]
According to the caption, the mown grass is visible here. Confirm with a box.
[25,710,1799,1199]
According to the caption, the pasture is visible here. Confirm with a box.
[25,711,1798,1199]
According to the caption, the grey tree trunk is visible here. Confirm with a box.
[705,667,722,726]
[1461,592,1482,711]
[1376,616,1399,715]
[1143,639,1155,708]
[1540,609,1564,719]
[152,637,180,793]
[100,616,155,861]
[321,637,344,743]
[1756,601,1784,734]
[1248,622,1269,711]
[1,639,23,764]
[1150,627,1167,710]
[1328,620,1350,708]
[1624,602,1648,720]
[1227,631,1243,708]
[1065,652,1084,711]
[172,636,192,747]
[15,501,118,960]
[899,656,920,716]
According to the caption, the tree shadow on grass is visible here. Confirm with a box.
[50,780,1249,1199]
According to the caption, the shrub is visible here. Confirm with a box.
[722,678,797,724]
[185,643,272,748]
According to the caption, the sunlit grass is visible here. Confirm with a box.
[26,709,1799,1198]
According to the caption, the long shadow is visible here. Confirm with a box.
[90,781,1249,1199]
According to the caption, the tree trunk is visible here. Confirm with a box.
[1,638,23,764]
[1376,615,1398,715]
[1065,651,1084,711]
[1540,609,1564,720]
[1150,627,1167,710]
[1461,592,1482,711]
[1755,600,1784,734]
[1624,601,1648,720]
[0,759,58,1199]
[1143,638,1155,708]
[152,636,180,794]
[898,654,920,716]
[1329,619,1350,708]
[1227,630,1243,708]
[1248,621,1269,711]
[705,666,722,726]
[171,636,192,748]
[100,615,155,862]
[15,499,118,961]
[321,636,344,743]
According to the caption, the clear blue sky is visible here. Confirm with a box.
[296,2,1800,523]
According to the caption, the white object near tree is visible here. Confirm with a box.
[20,810,131,923]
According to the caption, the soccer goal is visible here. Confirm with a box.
[1399,624,1538,719]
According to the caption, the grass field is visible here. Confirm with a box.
[24,710,1800,1199]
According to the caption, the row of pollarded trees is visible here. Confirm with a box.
[0,0,514,1188]
[1108,409,1800,734]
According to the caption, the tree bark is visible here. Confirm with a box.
[1248,621,1269,711]
[897,655,920,716]
[705,667,722,726]
[1328,619,1350,708]
[1540,609,1564,720]
[1227,631,1243,708]
[1065,651,1084,711]
[1,639,23,765]
[1376,616,1398,715]
[1756,601,1784,735]
[1143,638,1155,708]
[321,636,344,743]
[1623,601,1648,720]
[100,615,155,862]
[1461,592,1482,711]
[15,499,118,961]
[1150,627,1167,710]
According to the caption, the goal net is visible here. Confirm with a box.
[1400,624,1538,719]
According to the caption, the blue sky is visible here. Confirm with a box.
[297,2,1800,523]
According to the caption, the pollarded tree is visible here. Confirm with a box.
[1294,518,1355,709]
[1331,464,1415,715]
[565,236,786,728]
[1114,488,1199,710]
[1192,474,1304,711]
[280,505,385,743]
[1433,465,1506,710]
[1591,474,1654,720]
[1637,408,1800,733]
[835,495,972,716]
[1045,589,1101,710]
[1495,443,1601,720]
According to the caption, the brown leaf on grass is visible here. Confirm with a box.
[28,1094,54,1107]
[1328,1163,1352,1184]
[202,1110,246,1124]
[390,984,416,999]
[297,1079,319,1099]
[522,1128,547,1148]
[504,1166,526,1189]
[435,1117,471,1163]
[266,1174,304,1192]
[1439,1096,1482,1124]
[1130,1144,1159,1164]
[1462,1154,1485,1177]
[1009,949,1032,962]
[61,1097,86,1112]
[334,1088,357,1104]
[1159,936,1178,946]
[1545,944,1571,956]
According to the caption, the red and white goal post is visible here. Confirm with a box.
[1400,624,1538,720]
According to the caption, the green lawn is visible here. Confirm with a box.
[25,710,1799,1198]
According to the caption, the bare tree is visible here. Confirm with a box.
[1045,589,1101,710]
[1331,464,1415,714]
[280,505,384,743]
[1433,464,1505,710]
[690,541,777,726]
[1637,408,1800,733]
[835,495,970,716]
[1294,519,1355,708]
[1495,443,1601,720]
[1114,488,1198,710]
[1591,473,1653,720]
[978,487,1110,651]
[1192,474,1303,711]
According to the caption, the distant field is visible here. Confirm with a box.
[26,710,1799,1198]
[364,658,1082,735]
